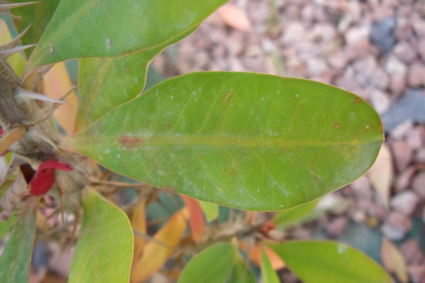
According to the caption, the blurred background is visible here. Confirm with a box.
[1,0,425,282]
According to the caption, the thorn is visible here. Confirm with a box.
[1,24,31,50]
[0,2,39,11]
[1,59,21,83]
[14,87,77,128]
[0,44,36,59]
[59,86,78,102]
[22,64,53,88]
[16,88,72,105]
[30,127,60,152]
[58,186,65,225]
[71,211,81,244]
[0,2,38,18]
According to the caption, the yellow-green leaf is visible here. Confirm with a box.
[199,200,219,222]
[261,250,280,283]
[69,189,133,283]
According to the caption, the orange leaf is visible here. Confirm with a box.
[130,208,189,282]
[217,3,252,32]
[0,127,26,155]
[41,62,78,135]
[240,242,285,270]
[181,196,205,244]
[131,199,147,267]
[381,238,408,283]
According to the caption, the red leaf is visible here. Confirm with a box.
[29,160,73,196]
[181,196,205,244]
[38,160,73,171]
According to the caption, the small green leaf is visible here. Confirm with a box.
[267,241,392,283]
[65,72,383,211]
[69,189,133,283]
[229,256,256,283]
[261,250,280,283]
[0,197,38,283]
[11,0,60,59]
[274,199,319,227]
[28,0,227,69]
[76,29,195,132]
[0,215,17,241]
[178,243,235,283]
[198,201,219,222]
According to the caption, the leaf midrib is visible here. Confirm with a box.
[69,135,382,148]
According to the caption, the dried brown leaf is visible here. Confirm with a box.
[367,144,393,208]
[381,238,408,283]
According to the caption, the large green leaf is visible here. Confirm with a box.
[11,0,60,59]
[178,243,235,283]
[0,197,38,283]
[268,241,391,283]
[261,250,280,283]
[27,0,227,70]
[69,189,133,283]
[64,72,383,211]
[76,29,195,132]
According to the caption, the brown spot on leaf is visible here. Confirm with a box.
[314,176,318,181]
[334,123,339,128]
[222,91,233,103]
[118,136,143,148]
[355,98,360,103]
[167,124,171,129]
